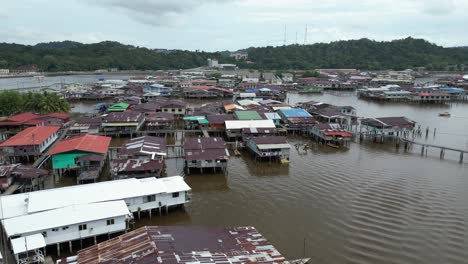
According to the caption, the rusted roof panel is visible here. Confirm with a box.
[76,226,286,264]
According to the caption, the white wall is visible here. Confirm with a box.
[125,191,188,212]
[21,215,127,245]
[39,132,59,153]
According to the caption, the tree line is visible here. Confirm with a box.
[1,37,467,72]
[0,91,71,116]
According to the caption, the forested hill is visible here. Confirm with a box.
[0,38,467,71]
[242,38,468,70]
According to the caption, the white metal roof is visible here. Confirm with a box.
[225,120,276,130]
[257,144,291,150]
[2,200,130,237]
[0,176,189,219]
[160,177,191,193]
[0,193,30,220]
[11,234,46,254]
[264,113,281,120]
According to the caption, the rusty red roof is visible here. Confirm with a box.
[48,135,111,155]
[0,126,59,147]
[76,226,286,264]
[5,113,41,123]
[43,112,71,120]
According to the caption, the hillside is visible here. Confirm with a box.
[0,38,467,71]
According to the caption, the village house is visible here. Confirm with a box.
[0,113,43,141]
[155,99,188,118]
[142,112,175,131]
[0,176,191,261]
[183,116,209,130]
[360,117,416,136]
[0,126,60,164]
[308,123,353,147]
[35,113,71,127]
[68,117,101,135]
[48,134,111,178]
[245,136,291,162]
[225,120,276,139]
[111,136,167,180]
[184,137,229,174]
[0,164,49,193]
[143,84,173,96]
[206,114,235,130]
[301,101,357,128]
[101,112,145,135]
[60,226,290,264]
[277,108,316,130]
[3,201,131,262]
[184,86,233,99]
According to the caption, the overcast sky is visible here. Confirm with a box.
[2,0,467,51]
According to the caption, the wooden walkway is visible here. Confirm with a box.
[399,137,467,162]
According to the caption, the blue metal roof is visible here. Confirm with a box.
[439,87,465,94]
[279,108,312,118]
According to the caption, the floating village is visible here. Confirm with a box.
[0,61,468,264]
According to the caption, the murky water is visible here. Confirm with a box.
[116,92,468,263]
[41,82,468,263]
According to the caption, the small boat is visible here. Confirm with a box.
[439,112,451,117]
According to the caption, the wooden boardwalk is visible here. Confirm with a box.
[399,137,467,162]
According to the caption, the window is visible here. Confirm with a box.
[145,195,156,202]
[172,192,180,198]
[107,219,115,225]
[171,109,175,112]
[62,226,69,230]
[42,232,47,238]
[79,224,87,231]
[52,228,59,232]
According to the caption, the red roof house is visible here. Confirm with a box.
[0,126,60,158]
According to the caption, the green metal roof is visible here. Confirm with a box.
[197,119,209,124]
[108,102,130,112]
[235,111,263,120]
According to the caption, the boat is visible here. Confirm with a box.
[326,142,340,149]
[439,112,451,117]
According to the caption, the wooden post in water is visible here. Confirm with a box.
[440,149,445,159]
[421,145,425,156]
[460,152,464,163]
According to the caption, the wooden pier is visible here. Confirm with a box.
[398,137,467,163]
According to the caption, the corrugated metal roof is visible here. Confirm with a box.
[76,226,286,264]
[234,110,263,120]
[279,108,312,118]
[0,126,59,147]
[5,113,41,123]
[48,135,112,155]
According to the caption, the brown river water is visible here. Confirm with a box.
[67,92,468,263]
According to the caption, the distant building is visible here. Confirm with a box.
[207,58,219,68]
[246,136,291,162]
[0,69,9,75]
[14,65,39,74]
[230,52,248,60]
